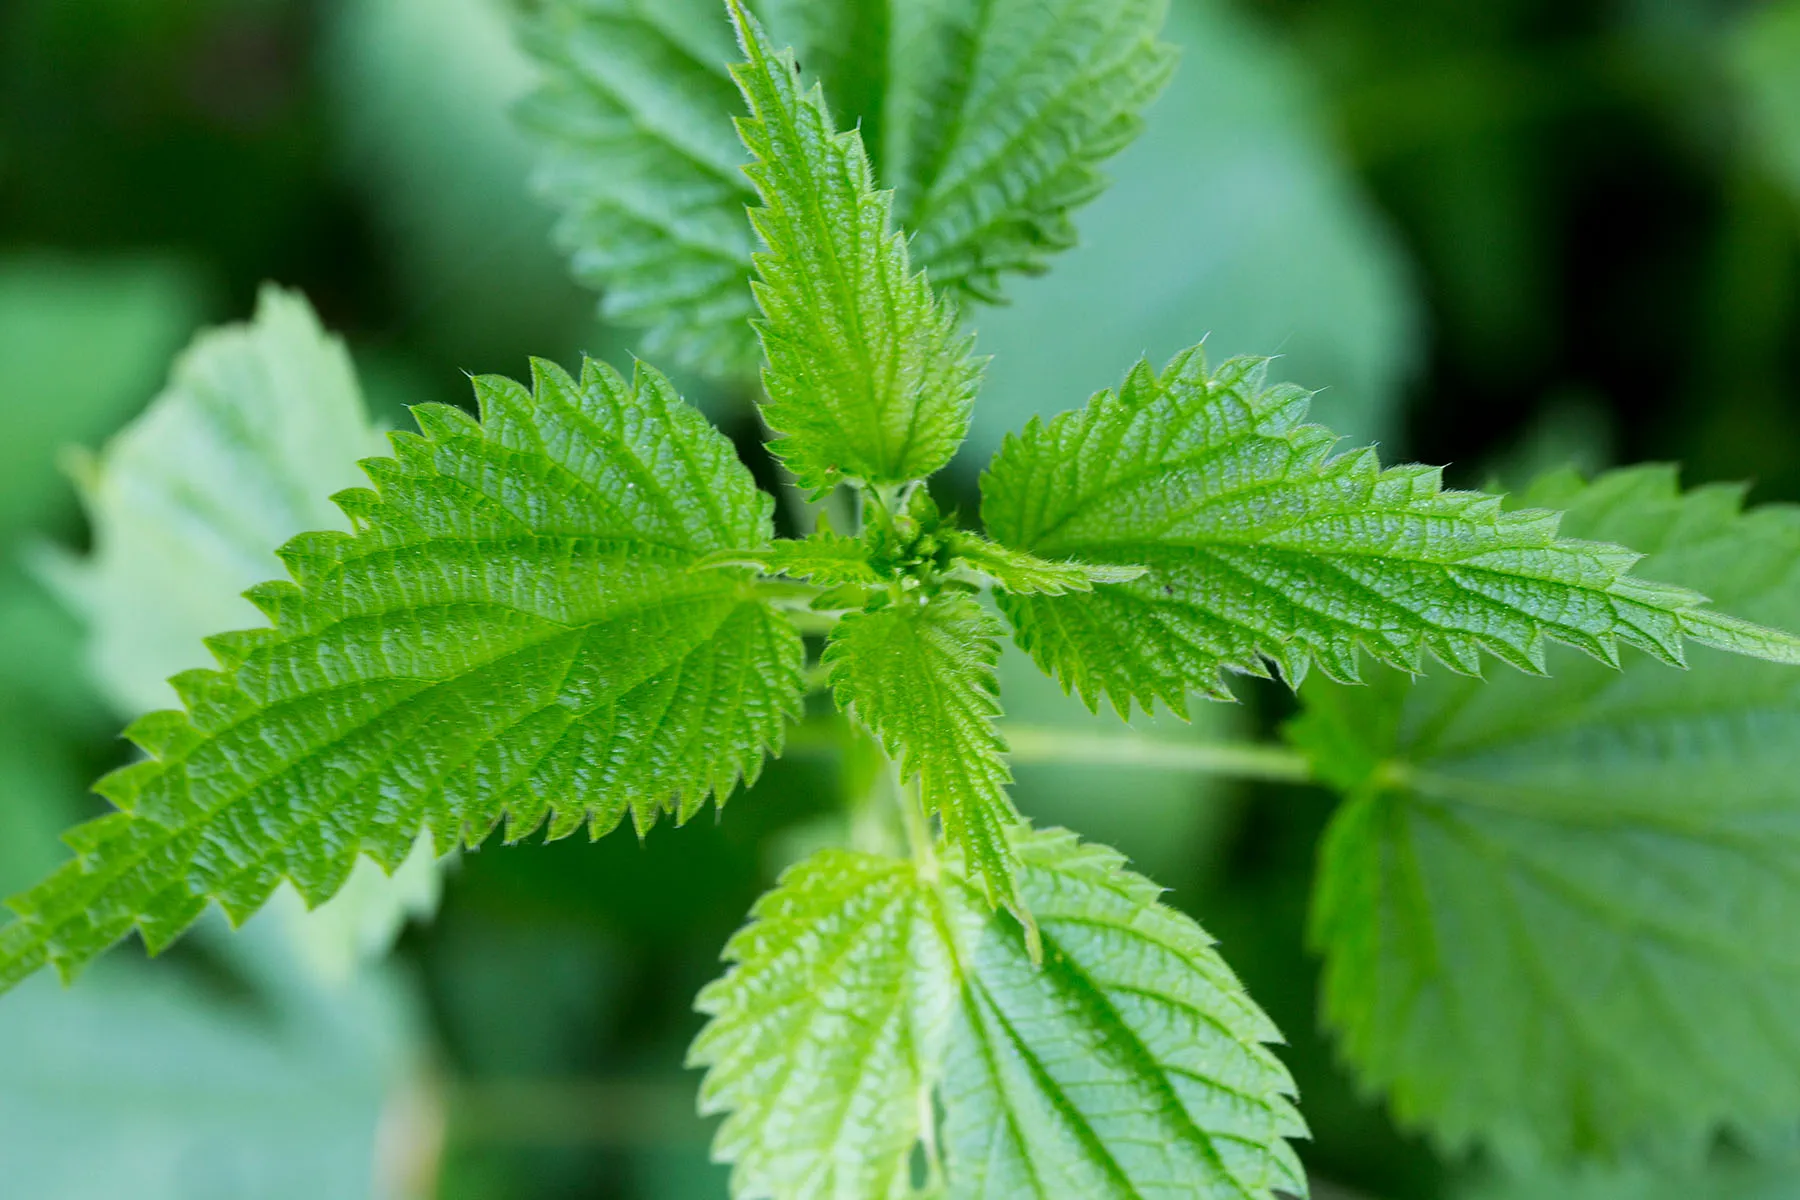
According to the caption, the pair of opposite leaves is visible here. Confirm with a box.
[9,4,1800,1197]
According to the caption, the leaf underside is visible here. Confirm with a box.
[0,357,803,991]
[1292,465,1800,1165]
[692,828,1307,1200]
[981,347,1800,717]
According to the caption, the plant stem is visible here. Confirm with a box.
[1000,724,1313,784]
[893,764,938,879]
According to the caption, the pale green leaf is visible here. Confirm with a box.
[52,285,389,717]
[692,829,1307,1199]
[824,590,1022,912]
[0,356,803,991]
[944,530,1145,596]
[1290,465,1800,1164]
[689,849,953,1200]
[982,347,1800,715]
[0,953,410,1200]
[518,0,1172,371]
[938,828,1307,1199]
[728,1,982,494]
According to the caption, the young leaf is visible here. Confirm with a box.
[0,357,803,992]
[689,849,953,1200]
[937,828,1308,1199]
[701,527,882,585]
[824,590,1023,913]
[516,0,1175,365]
[982,348,1800,715]
[50,285,388,716]
[515,0,760,375]
[692,830,1307,1200]
[943,529,1146,596]
[1290,465,1800,1164]
[728,0,983,494]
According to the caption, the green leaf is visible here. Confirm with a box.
[1289,465,1800,1164]
[50,285,389,717]
[728,0,983,495]
[938,828,1307,1199]
[516,0,1174,370]
[689,849,953,1200]
[962,0,1417,465]
[881,0,1176,304]
[691,829,1307,1199]
[0,356,804,992]
[702,527,882,585]
[982,347,1800,716]
[516,0,759,376]
[943,530,1145,596]
[824,590,1022,913]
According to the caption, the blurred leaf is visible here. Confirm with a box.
[51,284,387,716]
[1731,0,1800,209]
[1291,465,1800,1165]
[1463,1149,1800,1200]
[0,254,202,550]
[0,944,419,1200]
[324,0,597,368]
[963,0,1417,464]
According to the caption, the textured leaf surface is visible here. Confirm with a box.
[944,530,1145,596]
[825,590,1022,911]
[690,849,952,1200]
[518,0,1171,370]
[882,0,1175,302]
[938,829,1308,1199]
[729,1,982,494]
[1290,466,1800,1163]
[983,348,1800,715]
[705,528,882,585]
[0,357,803,990]
[45,287,448,977]
[693,830,1305,1199]
[517,0,760,375]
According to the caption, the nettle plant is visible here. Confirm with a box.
[11,1,1800,1196]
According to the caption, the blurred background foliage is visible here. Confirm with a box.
[0,0,1798,1197]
